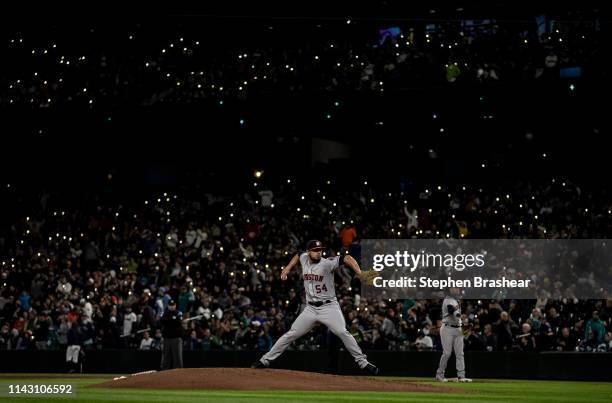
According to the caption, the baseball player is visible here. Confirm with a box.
[65,321,82,373]
[252,240,379,375]
[435,287,472,382]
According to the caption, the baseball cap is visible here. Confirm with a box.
[168,300,176,306]
[306,240,325,251]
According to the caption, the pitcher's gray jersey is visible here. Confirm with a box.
[300,253,339,302]
[441,296,461,326]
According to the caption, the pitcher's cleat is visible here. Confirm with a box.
[435,375,448,382]
[363,363,379,375]
[458,377,473,383]
[251,360,268,369]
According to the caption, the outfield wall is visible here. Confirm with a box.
[0,350,609,381]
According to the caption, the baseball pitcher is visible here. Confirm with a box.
[252,240,379,375]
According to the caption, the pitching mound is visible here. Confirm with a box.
[91,368,460,393]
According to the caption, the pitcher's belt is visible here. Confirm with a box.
[308,300,332,307]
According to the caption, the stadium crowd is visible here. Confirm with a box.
[1,15,606,109]
[0,176,610,355]
[1,9,610,359]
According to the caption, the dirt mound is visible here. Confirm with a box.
[90,368,460,393]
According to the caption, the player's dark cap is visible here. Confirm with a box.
[168,299,176,306]
[306,240,325,251]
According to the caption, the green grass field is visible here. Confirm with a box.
[0,374,610,403]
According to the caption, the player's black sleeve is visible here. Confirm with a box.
[447,304,456,314]
[338,255,346,267]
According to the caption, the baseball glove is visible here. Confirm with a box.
[359,270,380,286]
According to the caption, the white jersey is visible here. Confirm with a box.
[299,253,340,303]
[441,296,461,326]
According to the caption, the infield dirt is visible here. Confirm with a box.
[90,368,464,393]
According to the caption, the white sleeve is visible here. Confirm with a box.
[327,256,340,272]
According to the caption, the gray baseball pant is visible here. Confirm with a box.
[260,302,369,369]
[436,324,465,378]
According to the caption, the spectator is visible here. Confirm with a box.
[350,319,365,346]
[516,323,537,352]
[0,324,10,350]
[380,309,399,340]
[151,329,163,351]
[18,291,31,311]
[33,313,51,350]
[584,311,605,345]
[239,321,261,350]
[536,318,555,351]
[547,307,561,331]
[122,307,137,345]
[555,327,577,352]
[56,316,69,349]
[178,286,195,314]
[257,324,272,351]
[464,325,485,351]
[186,330,201,351]
[339,224,357,249]
[583,329,603,352]
[79,315,96,348]
[368,329,388,350]
[201,328,212,351]
[139,331,153,350]
[495,312,518,351]
[413,330,433,351]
